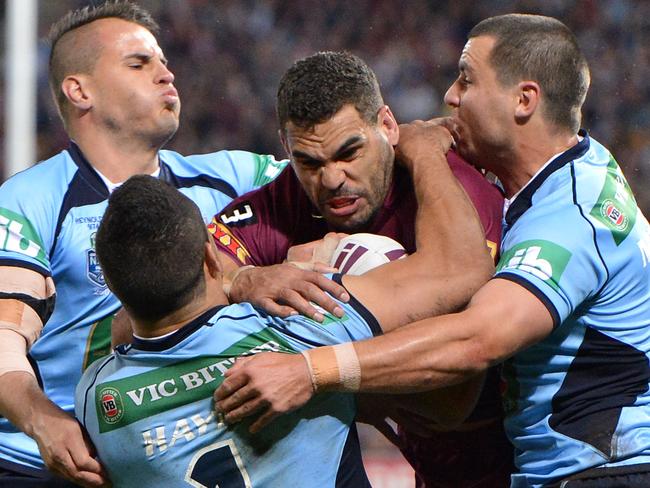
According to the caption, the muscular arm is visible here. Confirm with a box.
[353,278,553,392]
[216,278,553,432]
[215,121,499,431]
[0,267,108,487]
[342,120,494,331]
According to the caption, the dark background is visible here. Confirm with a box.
[2,0,649,212]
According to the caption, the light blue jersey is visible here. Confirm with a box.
[494,132,650,487]
[0,143,286,471]
[76,289,378,487]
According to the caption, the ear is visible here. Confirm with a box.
[204,239,223,279]
[378,105,399,146]
[61,75,92,111]
[514,81,540,121]
[279,129,292,159]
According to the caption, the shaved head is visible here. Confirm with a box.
[48,1,158,122]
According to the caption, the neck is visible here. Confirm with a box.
[493,128,579,198]
[132,283,229,339]
[71,127,162,184]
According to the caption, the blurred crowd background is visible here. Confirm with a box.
[0,0,648,212]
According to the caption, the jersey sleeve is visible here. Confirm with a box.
[182,150,288,197]
[0,172,57,276]
[209,169,294,267]
[447,151,504,260]
[267,274,381,350]
[494,205,606,327]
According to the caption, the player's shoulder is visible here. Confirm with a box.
[446,151,503,202]
[1,149,75,196]
[160,149,287,180]
[77,353,118,395]
[216,165,302,218]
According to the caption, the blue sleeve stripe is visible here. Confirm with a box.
[493,272,561,328]
[570,163,610,296]
[332,274,382,337]
[159,162,237,199]
[0,258,51,277]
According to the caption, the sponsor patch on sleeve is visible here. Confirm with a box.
[0,207,48,268]
[496,239,572,291]
[589,157,637,246]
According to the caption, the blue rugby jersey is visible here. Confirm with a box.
[76,288,378,488]
[0,142,286,471]
[494,131,650,487]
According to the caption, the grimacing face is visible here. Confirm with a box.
[80,18,180,146]
[283,104,399,232]
[444,35,517,172]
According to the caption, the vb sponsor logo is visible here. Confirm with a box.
[99,387,124,425]
[601,199,628,231]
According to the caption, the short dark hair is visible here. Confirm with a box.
[469,14,590,132]
[48,1,159,122]
[277,51,384,131]
[96,176,207,322]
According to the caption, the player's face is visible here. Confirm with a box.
[444,35,516,171]
[85,18,180,145]
[283,104,399,232]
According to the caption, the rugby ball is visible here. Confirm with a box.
[330,233,407,275]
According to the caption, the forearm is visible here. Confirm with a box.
[410,149,494,293]
[0,371,68,439]
[352,312,487,393]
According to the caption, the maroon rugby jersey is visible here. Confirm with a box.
[210,151,501,265]
[209,152,512,488]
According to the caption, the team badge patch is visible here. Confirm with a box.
[86,249,106,288]
[99,387,124,425]
[86,232,107,289]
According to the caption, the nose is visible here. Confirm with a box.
[444,81,460,108]
[321,162,346,191]
[156,61,175,85]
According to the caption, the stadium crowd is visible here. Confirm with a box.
[0,0,647,212]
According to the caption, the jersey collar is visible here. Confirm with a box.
[131,305,226,351]
[504,129,590,229]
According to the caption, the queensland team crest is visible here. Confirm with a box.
[87,232,106,288]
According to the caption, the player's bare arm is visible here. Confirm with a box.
[215,120,494,431]
[0,267,109,487]
[216,278,552,433]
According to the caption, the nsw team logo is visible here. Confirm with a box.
[86,232,106,289]
[86,249,106,288]
[99,387,124,425]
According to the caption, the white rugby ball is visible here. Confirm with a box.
[330,233,407,275]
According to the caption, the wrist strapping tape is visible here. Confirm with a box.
[301,343,361,392]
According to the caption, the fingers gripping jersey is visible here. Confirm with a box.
[76,291,378,488]
[494,132,650,487]
[0,143,286,470]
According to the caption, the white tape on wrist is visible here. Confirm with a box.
[223,265,255,299]
[0,330,35,379]
[303,343,361,392]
